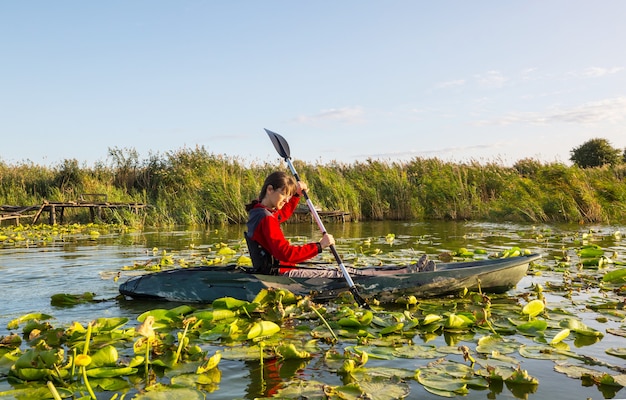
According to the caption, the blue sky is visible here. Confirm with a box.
[2,1,625,167]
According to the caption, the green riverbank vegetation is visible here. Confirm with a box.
[1,146,626,227]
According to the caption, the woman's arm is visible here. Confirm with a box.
[275,194,300,223]
[253,215,320,265]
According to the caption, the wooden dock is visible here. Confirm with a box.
[0,205,41,225]
[292,206,351,223]
[1,195,346,225]
[0,194,148,225]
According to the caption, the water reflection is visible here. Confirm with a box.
[244,358,309,398]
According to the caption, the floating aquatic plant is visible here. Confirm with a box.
[2,224,626,398]
[522,299,546,319]
[1,283,623,399]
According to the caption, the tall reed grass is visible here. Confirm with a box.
[1,149,625,226]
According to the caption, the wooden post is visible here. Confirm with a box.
[32,203,46,224]
[49,205,56,225]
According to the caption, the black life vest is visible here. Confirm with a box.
[245,207,279,275]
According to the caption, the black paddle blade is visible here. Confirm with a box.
[350,287,371,309]
[265,129,291,159]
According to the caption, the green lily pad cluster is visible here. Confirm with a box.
[0,291,276,398]
[0,223,130,248]
[5,280,624,399]
[2,224,626,398]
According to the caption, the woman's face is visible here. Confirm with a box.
[267,185,292,210]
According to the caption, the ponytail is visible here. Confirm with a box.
[245,199,260,212]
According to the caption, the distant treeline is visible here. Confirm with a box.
[2,146,626,226]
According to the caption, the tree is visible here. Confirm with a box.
[569,138,621,168]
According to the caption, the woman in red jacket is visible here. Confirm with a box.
[244,171,335,275]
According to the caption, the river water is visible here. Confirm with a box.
[1,221,625,399]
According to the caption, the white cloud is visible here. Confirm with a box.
[580,66,624,78]
[437,79,466,88]
[475,70,508,88]
[293,107,364,124]
[520,67,539,80]
[436,70,508,91]
[356,142,506,160]
[474,97,626,126]
[469,66,623,90]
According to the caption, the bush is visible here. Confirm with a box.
[570,138,622,168]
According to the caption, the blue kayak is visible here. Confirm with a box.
[119,253,541,303]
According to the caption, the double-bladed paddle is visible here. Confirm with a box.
[265,128,370,309]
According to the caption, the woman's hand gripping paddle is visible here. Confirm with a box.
[265,128,370,309]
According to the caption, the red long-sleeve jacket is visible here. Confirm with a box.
[248,195,321,273]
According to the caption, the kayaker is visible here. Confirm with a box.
[244,171,335,275]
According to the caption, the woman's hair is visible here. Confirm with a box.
[245,171,296,211]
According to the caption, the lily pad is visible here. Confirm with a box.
[559,318,604,337]
[196,351,221,373]
[90,376,131,391]
[138,309,175,326]
[476,335,520,354]
[554,363,601,379]
[171,369,222,391]
[221,345,265,361]
[212,296,249,310]
[444,313,475,330]
[273,379,327,399]
[7,313,53,330]
[519,345,567,360]
[379,322,404,335]
[504,368,539,387]
[247,321,280,339]
[614,375,626,387]
[276,343,311,359]
[360,380,411,400]
[602,268,626,283]
[89,345,119,368]
[14,347,63,369]
[392,344,442,359]
[550,328,571,344]
[92,317,129,332]
[338,316,362,328]
[422,314,443,325]
[133,386,206,399]
[578,245,605,258]
[194,309,236,322]
[50,292,95,306]
[352,366,415,380]
[85,366,138,378]
[605,348,626,359]
[522,299,545,318]
[416,368,469,396]
[435,346,464,355]
[515,319,548,335]
[475,354,522,381]
[0,387,74,399]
